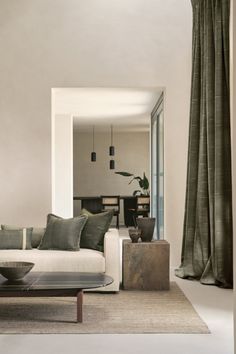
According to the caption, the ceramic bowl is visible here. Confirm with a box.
[0,261,34,281]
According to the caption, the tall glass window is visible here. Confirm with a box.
[151,97,164,239]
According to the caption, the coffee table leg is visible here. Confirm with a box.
[77,290,83,323]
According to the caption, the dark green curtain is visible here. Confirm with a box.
[175,0,233,288]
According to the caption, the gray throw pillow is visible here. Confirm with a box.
[1,225,45,248]
[31,228,46,248]
[80,209,114,252]
[0,229,32,249]
[38,214,88,251]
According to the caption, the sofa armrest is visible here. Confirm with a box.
[103,228,120,292]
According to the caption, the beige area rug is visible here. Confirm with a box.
[0,283,209,334]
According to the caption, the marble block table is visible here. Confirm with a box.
[122,240,170,290]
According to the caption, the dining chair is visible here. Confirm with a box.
[101,196,120,229]
[129,196,150,226]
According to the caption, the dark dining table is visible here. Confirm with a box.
[73,196,136,227]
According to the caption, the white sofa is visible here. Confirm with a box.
[0,228,120,292]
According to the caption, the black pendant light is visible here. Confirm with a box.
[109,125,115,169]
[91,126,96,162]
[110,159,115,170]
[109,125,115,156]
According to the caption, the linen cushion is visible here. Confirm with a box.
[30,228,46,248]
[0,229,32,250]
[38,214,88,251]
[80,209,113,252]
[1,225,45,248]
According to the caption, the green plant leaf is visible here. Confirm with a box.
[133,176,142,181]
[142,172,149,190]
[115,171,149,193]
[139,179,144,189]
[115,171,134,177]
[128,176,141,185]
[128,177,135,185]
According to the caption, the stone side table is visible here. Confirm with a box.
[122,240,170,290]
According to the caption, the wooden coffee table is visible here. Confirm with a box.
[0,272,113,322]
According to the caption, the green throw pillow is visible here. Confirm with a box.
[30,227,46,248]
[38,214,88,251]
[1,225,45,248]
[80,209,114,252]
[0,229,32,249]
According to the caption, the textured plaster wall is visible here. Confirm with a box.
[0,0,192,265]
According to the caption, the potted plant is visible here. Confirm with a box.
[115,171,149,196]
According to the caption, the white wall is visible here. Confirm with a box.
[73,131,150,224]
[52,114,73,218]
[0,0,192,265]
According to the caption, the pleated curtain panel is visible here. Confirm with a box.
[175,0,233,288]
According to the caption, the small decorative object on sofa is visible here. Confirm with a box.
[0,261,34,281]
[136,217,156,242]
[128,228,142,243]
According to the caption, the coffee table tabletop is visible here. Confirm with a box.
[0,272,113,322]
[0,272,113,291]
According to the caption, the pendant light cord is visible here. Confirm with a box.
[93,126,95,151]
[111,125,113,145]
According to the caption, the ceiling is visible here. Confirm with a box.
[53,87,163,132]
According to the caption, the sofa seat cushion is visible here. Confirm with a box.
[0,249,105,273]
